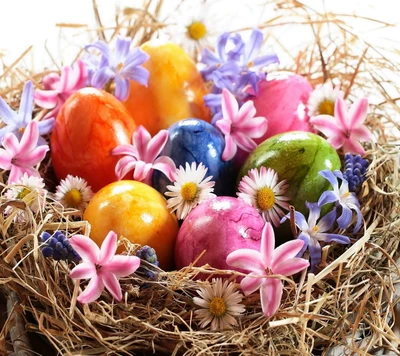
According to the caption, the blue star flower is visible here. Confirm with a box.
[0,81,54,145]
[318,170,363,232]
[85,35,150,101]
[281,202,350,271]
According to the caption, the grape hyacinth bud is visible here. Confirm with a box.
[136,245,159,280]
[40,231,81,263]
[342,153,369,192]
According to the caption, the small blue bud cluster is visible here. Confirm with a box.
[40,231,81,263]
[343,153,369,192]
[136,245,159,280]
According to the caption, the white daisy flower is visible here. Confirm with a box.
[193,278,245,331]
[54,175,94,210]
[161,0,236,59]
[3,173,47,223]
[237,167,290,227]
[165,162,215,220]
[307,81,344,118]
[4,173,47,213]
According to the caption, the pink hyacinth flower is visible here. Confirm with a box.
[216,88,268,161]
[34,59,87,120]
[310,97,372,155]
[0,121,49,183]
[226,222,309,318]
[112,125,176,185]
[69,231,140,304]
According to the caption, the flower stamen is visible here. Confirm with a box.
[257,187,275,211]
[180,182,198,201]
[209,297,227,317]
[187,21,207,41]
[64,188,83,208]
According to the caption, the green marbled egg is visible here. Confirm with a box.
[239,131,341,215]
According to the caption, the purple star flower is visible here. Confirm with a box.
[85,35,150,101]
[318,170,363,232]
[281,202,350,271]
[0,81,54,145]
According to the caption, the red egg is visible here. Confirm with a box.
[251,72,314,143]
[51,88,136,191]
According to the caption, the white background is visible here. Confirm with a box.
[0,0,398,71]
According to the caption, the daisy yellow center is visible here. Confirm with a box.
[256,187,275,211]
[17,188,31,199]
[64,188,83,208]
[209,297,226,317]
[318,100,335,116]
[187,21,207,41]
[180,182,198,201]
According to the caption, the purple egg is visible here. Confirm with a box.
[175,196,264,275]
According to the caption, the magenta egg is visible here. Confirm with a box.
[174,197,264,274]
[251,72,314,143]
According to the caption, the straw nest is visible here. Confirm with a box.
[1,0,400,355]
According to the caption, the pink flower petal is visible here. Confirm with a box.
[73,59,88,89]
[19,121,39,154]
[77,274,104,304]
[132,160,152,182]
[341,139,366,156]
[59,66,72,93]
[272,239,305,270]
[111,144,139,158]
[132,126,151,159]
[145,129,169,162]
[34,90,59,109]
[273,257,310,276]
[99,231,118,264]
[236,100,256,124]
[114,156,137,180]
[101,272,122,301]
[311,115,342,138]
[232,132,257,152]
[105,255,141,277]
[1,133,19,156]
[334,97,349,131]
[226,248,264,272]
[260,278,283,318]
[221,135,237,161]
[69,234,100,264]
[351,125,372,142]
[240,272,264,295]
[260,222,275,267]
[70,262,96,279]
[8,166,27,184]
[327,134,346,150]
[221,88,239,122]
[42,73,60,90]
[237,116,268,138]
[0,149,11,170]
[16,145,49,167]
[349,98,368,127]
[152,156,177,181]
[215,118,232,135]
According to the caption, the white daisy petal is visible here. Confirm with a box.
[237,167,291,227]
[193,278,245,331]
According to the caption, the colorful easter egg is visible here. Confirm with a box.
[239,131,341,215]
[174,196,264,275]
[51,88,136,192]
[83,180,179,270]
[152,118,237,196]
[250,72,314,143]
[123,40,211,136]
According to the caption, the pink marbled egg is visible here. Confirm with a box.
[174,197,264,273]
[251,72,314,143]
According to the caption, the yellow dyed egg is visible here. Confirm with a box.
[123,40,211,136]
[83,180,179,270]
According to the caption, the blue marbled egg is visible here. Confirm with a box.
[152,119,237,196]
